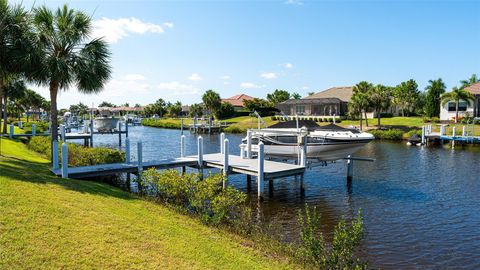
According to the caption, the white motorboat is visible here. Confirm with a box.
[94,117,119,132]
[241,120,374,161]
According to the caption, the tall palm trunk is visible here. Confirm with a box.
[359,112,363,130]
[364,110,369,127]
[377,110,381,127]
[2,96,7,134]
[50,81,59,163]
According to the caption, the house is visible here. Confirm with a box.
[440,82,480,121]
[277,87,353,117]
[222,94,254,110]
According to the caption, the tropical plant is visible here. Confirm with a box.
[22,89,46,121]
[266,89,290,105]
[69,102,89,116]
[441,87,474,123]
[369,84,392,127]
[307,91,315,96]
[202,90,221,118]
[0,0,30,133]
[350,81,373,128]
[4,80,27,121]
[217,102,235,119]
[30,4,111,157]
[348,91,369,130]
[166,101,182,117]
[188,103,204,117]
[393,79,419,117]
[424,79,446,118]
[291,92,302,99]
[460,74,479,88]
[98,101,116,108]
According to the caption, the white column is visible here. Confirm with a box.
[125,138,130,163]
[452,127,456,137]
[257,142,265,198]
[61,142,68,178]
[247,130,252,159]
[220,132,225,154]
[300,135,307,167]
[223,139,229,189]
[462,126,466,137]
[52,140,59,170]
[197,136,203,167]
[137,141,143,175]
[180,135,186,157]
[9,124,14,138]
[60,124,65,141]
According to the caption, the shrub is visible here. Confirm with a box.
[431,117,440,123]
[379,112,393,118]
[296,205,366,269]
[141,170,247,225]
[271,116,277,121]
[223,126,243,134]
[335,119,342,123]
[369,129,404,140]
[327,118,333,123]
[27,136,124,166]
[405,129,422,138]
[23,121,48,134]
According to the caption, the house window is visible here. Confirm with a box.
[296,105,305,115]
[447,101,469,112]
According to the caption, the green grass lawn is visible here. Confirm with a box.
[0,138,293,269]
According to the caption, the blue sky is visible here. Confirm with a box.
[16,0,480,108]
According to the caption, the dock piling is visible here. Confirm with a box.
[223,139,229,188]
[32,124,36,136]
[61,142,68,178]
[180,135,186,157]
[89,119,94,147]
[247,130,252,159]
[197,136,203,177]
[181,118,184,135]
[125,138,130,163]
[18,121,23,129]
[9,124,13,139]
[137,141,143,176]
[421,126,426,145]
[346,154,353,183]
[60,125,65,141]
[52,140,59,170]
[462,126,466,137]
[257,142,265,199]
[220,132,225,154]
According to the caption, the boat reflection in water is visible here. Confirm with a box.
[241,120,374,161]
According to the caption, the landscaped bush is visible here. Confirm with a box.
[271,116,277,121]
[23,121,48,134]
[405,129,422,138]
[27,136,124,166]
[369,129,404,140]
[141,169,247,225]
[142,119,181,129]
[223,126,243,134]
[327,118,333,123]
[379,112,393,118]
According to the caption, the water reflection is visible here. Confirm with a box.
[84,125,480,269]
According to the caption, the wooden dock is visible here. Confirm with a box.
[51,154,305,179]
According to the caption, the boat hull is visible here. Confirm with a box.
[94,118,120,132]
[247,140,371,161]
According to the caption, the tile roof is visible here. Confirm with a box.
[222,94,255,107]
[303,86,353,102]
[465,82,480,95]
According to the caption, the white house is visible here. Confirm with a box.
[440,82,480,121]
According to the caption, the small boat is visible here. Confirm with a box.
[407,134,422,146]
[241,120,374,161]
[94,109,120,132]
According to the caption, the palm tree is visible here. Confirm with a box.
[352,81,373,127]
[30,5,111,157]
[0,0,30,133]
[3,80,27,122]
[460,74,479,88]
[202,90,221,118]
[348,91,369,130]
[369,84,392,127]
[441,87,474,123]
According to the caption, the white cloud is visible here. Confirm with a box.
[92,17,173,43]
[188,73,203,81]
[157,81,199,95]
[240,82,263,89]
[163,22,174,28]
[283,63,294,68]
[302,86,310,90]
[220,75,231,80]
[124,74,146,81]
[285,0,303,5]
[260,72,277,79]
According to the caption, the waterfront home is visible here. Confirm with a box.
[277,86,353,117]
[440,82,480,121]
[222,94,255,110]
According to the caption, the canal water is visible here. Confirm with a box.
[90,125,480,269]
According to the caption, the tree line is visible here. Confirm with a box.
[348,74,479,129]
